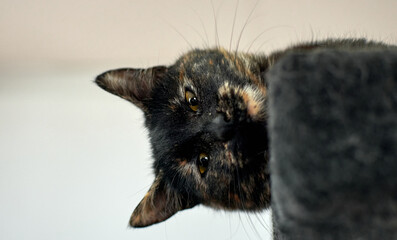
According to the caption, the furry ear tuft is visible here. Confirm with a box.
[95,66,167,111]
[129,172,197,228]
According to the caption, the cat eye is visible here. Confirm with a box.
[197,153,209,175]
[185,90,199,112]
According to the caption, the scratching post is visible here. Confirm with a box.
[268,49,397,239]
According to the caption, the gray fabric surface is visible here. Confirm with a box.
[267,49,397,239]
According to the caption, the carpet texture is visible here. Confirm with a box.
[268,49,397,239]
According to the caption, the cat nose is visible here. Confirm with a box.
[207,113,235,141]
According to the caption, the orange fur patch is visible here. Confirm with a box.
[179,67,185,83]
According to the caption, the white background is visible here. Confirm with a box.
[1,0,396,239]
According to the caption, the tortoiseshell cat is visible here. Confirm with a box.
[95,39,391,228]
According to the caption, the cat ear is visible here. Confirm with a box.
[95,66,167,111]
[129,172,197,227]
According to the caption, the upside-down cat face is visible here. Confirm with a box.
[95,48,270,227]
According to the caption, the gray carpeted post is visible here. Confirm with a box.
[268,49,397,239]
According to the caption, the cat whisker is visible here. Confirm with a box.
[129,183,152,198]
[255,150,267,157]
[169,171,179,193]
[188,7,210,48]
[234,0,261,56]
[245,25,294,53]
[239,212,254,240]
[163,221,169,240]
[245,213,263,240]
[186,23,209,49]
[210,0,221,48]
[234,163,248,212]
[309,24,315,43]
[228,212,232,240]
[229,0,240,52]
[254,212,272,234]
[229,165,234,214]
[252,212,270,235]
[164,20,194,50]
[254,37,276,53]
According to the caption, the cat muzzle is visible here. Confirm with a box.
[207,114,235,142]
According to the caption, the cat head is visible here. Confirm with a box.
[95,48,271,227]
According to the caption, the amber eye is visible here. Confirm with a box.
[185,90,199,112]
[197,153,209,175]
